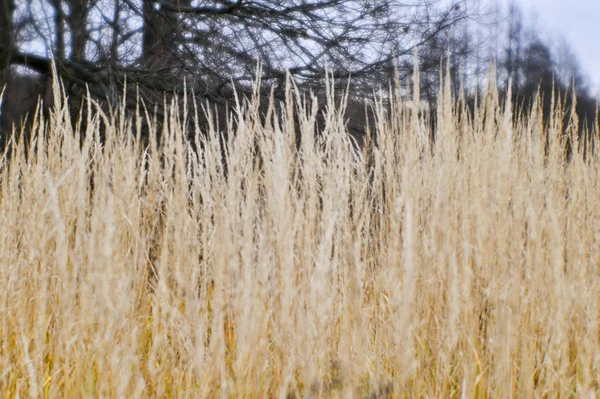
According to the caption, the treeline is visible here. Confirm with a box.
[0,0,597,149]
[416,1,598,136]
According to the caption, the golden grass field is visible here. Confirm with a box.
[1,74,600,398]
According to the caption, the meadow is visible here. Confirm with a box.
[1,73,600,398]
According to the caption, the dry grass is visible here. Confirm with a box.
[1,74,600,398]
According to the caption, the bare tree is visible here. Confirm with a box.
[0,1,472,106]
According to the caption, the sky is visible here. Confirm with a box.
[493,0,600,96]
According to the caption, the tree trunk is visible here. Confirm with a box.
[0,0,14,74]
[69,0,89,61]
[142,0,190,69]
[0,0,15,150]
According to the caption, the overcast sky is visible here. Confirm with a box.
[492,0,600,96]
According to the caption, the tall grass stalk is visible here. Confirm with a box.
[1,73,599,398]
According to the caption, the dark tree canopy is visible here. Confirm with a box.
[0,0,478,149]
[0,0,597,152]
[1,0,469,100]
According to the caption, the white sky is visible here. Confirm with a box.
[492,0,600,96]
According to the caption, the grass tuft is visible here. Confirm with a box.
[1,75,599,397]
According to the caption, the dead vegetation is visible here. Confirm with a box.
[0,73,599,398]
